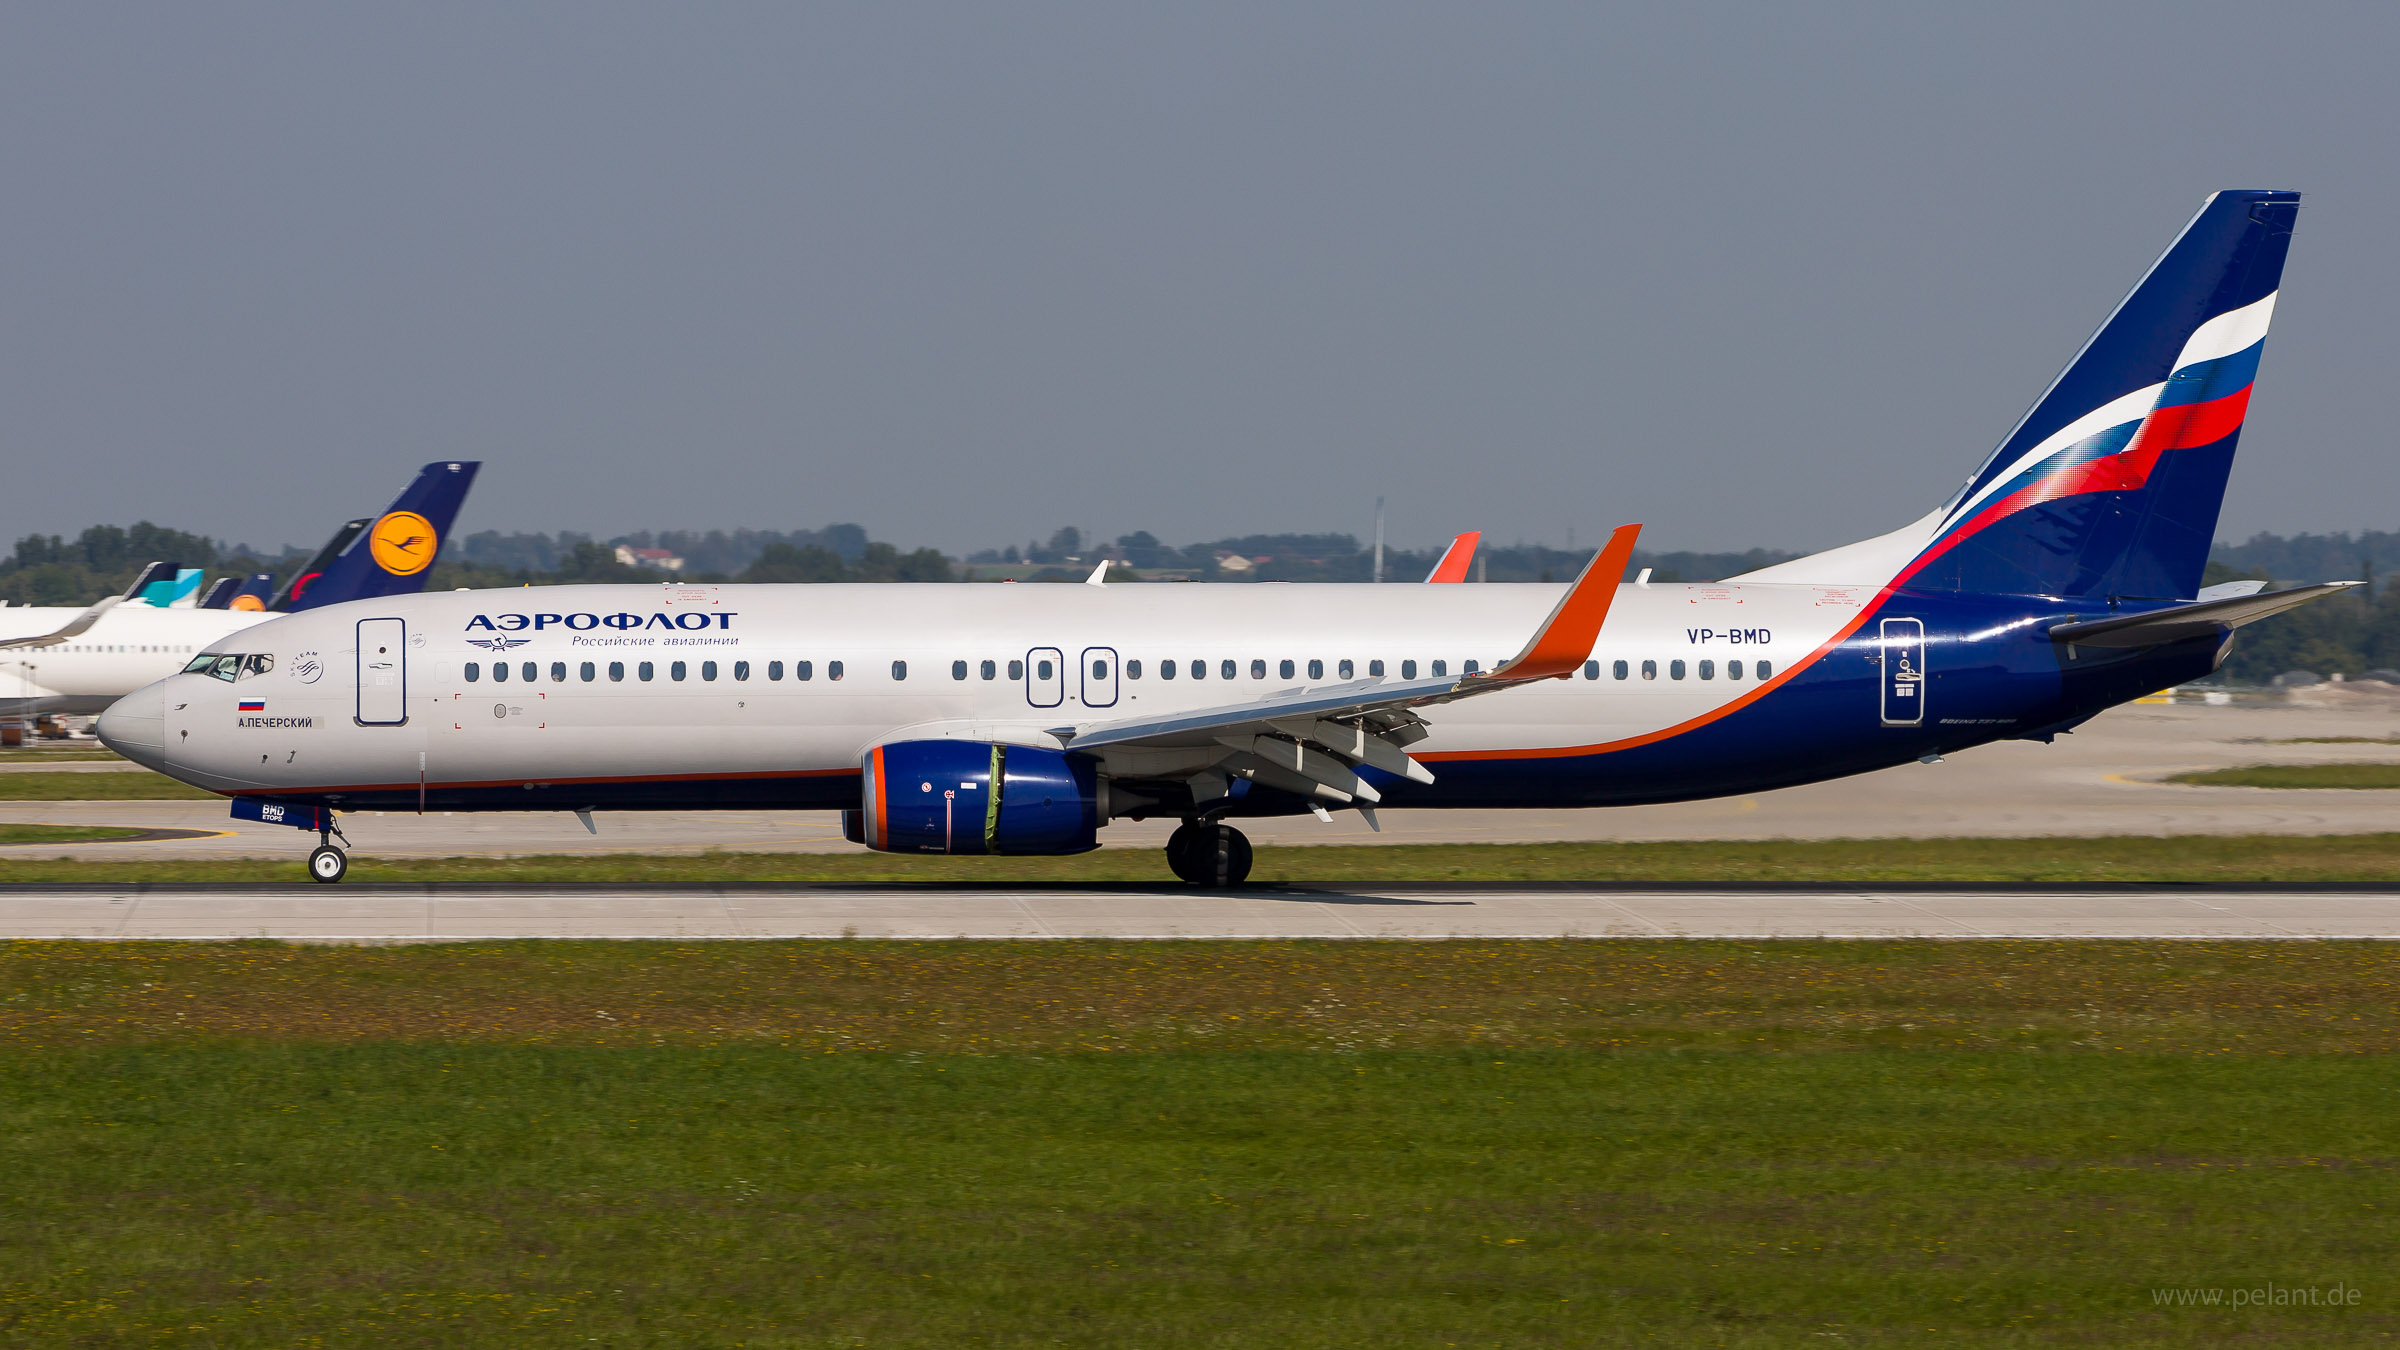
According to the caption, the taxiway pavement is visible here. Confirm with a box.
[3,883,2394,940]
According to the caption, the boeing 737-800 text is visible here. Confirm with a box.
[103,192,2341,885]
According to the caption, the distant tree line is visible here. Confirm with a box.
[0,525,304,607]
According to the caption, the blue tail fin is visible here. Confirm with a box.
[282,462,481,611]
[1904,190,2297,600]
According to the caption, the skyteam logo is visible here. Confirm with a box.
[466,611,738,633]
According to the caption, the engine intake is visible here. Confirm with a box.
[846,740,1101,855]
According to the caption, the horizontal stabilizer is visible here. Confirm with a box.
[2048,581,2357,649]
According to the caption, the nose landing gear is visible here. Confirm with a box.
[307,820,351,885]
[1165,820,1252,887]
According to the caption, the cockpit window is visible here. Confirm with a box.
[184,653,245,682]
[237,654,274,679]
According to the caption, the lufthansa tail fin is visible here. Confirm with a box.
[280,462,481,612]
[1737,191,2297,601]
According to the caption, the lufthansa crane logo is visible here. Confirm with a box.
[367,511,438,576]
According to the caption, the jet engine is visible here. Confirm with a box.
[846,740,1103,855]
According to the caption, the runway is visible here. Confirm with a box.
[6,883,2396,940]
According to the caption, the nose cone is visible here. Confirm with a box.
[98,681,168,772]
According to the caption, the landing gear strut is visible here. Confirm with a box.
[1166,820,1252,888]
[307,821,350,885]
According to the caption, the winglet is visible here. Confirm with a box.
[1423,531,1481,583]
[1480,523,1641,682]
[1086,560,1110,586]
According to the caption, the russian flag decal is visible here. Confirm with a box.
[237,699,265,712]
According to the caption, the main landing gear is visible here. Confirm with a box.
[307,821,351,885]
[1165,820,1252,888]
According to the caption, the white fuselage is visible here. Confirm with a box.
[104,579,1880,810]
[0,606,275,715]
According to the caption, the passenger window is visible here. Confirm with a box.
[1641,659,1657,680]
[1670,659,1687,680]
[1614,660,1629,680]
[1251,660,1267,680]
[1464,659,1480,674]
[1367,659,1383,677]
[609,661,625,682]
[768,661,784,680]
[1160,659,1176,681]
[1008,660,1023,680]
[952,660,968,681]
[1401,660,1417,679]
[1583,660,1599,680]
[465,662,480,683]
[1036,659,1053,681]
[551,662,567,682]
[980,660,996,680]
[829,661,844,681]
[1092,659,1108,679]
[702,661,718,681]
[638,661,655,681]
[581,662,596,682]
[521,662,537,682]
[1698,660,1714,680]
[1757,659,1774,680]
[1432,660,1447,677]
[1278,659,1294,679]
[796,660,813,681]
[1222,659,1237,680]
[1307,659,1323,679]
[734,661,750,681]
[1338,659,1353,679]
[492,661,509,683]
[1126,659,1141,679]
[1728,660,1743,680]
[671,661,687,682]
[892,661,907,680]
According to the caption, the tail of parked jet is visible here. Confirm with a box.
[1738,190,2297,601]
[276,462,480,611]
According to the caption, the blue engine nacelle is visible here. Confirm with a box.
[845,740,1101,855]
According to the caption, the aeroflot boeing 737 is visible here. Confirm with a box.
[104,191,2345,885]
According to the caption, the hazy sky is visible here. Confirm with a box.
[5,4,2394,558]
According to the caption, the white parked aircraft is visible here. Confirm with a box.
[104,193,2347,886]
[1,463,477,716]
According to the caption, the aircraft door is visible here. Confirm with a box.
[1025,647,1064,709]
[1878,618,1925,727]
[356,618,408,726]
[1080,647,1119,708]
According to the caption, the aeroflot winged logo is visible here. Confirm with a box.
[466,611,739,633]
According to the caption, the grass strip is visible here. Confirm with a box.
[7,832,2400,884]
[0,823,147,845]
[6,937,2399,1055]
[2170,763,2400,789]
[0,771,216,800]
[2,937,2397,1347]
[0,749,127,763]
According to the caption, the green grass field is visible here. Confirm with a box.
[0,770,215,800]
[7,831,2400,885]
[2170,763,2400,789]
[1,940,2396,1347]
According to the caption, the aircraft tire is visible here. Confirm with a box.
[308,845,349,885]
[1168,822,1251,888]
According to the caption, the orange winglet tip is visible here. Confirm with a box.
[1424,531,1482,583]
[1488,523,1642,681]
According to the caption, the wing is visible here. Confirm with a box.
[1063,524,1641,806]
[0,560,169,649]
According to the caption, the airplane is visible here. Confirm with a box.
[1424,532,1480,582]
[1,462,479,716]
[103,191,2344,888]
